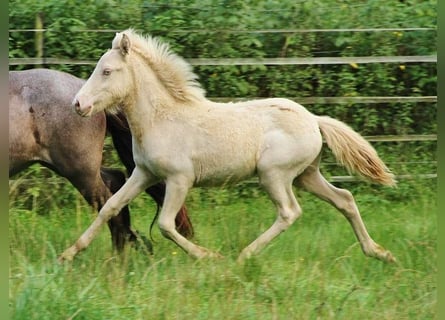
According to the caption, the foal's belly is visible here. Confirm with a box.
[192,154,257,187]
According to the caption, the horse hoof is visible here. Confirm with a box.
[195,248,223,259]
[369,247,396,263]
[210,252,224,259]
[58,254,72,264]
[382,251,396,263]
[199,252,224,259]
[136,237,154,255]
[58,246,77,263]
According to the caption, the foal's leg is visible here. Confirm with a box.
[66,168,136,252]
[157,176,222,259]
[238,171,302,262]
[100,168,152,252]
[59,167,152,261]
[296,167,395,263]
[100,168,134,248]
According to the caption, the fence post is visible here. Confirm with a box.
[35,13,44,66]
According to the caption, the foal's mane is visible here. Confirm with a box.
[113,29,206,103]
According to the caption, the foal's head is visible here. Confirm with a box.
[73,32,134,117]
[74,29,206,117]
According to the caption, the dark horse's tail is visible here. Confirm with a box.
[106,113,194,239]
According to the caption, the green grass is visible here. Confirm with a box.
[9,180,437,319]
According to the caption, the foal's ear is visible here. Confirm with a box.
[120,33,131,56]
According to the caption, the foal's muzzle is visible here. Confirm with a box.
[72,97,93,117]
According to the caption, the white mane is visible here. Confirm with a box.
[112,29,206,103]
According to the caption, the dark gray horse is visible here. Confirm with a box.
[9,68,193,251]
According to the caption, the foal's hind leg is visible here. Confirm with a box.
[237,171,302,262]
[296,167,395,263]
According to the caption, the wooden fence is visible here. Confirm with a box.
[8,55,437,66]
[8,27,437,182]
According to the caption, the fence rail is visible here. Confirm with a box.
[330,173,437,183]
[213,96,437,104]
[9,27,436,34]
[363,135,436,142]
[9,55,437,66]
[9,173,437,188]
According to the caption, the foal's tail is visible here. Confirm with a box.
[317,116,396,186]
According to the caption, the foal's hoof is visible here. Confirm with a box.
[368,246,396,263]
[379,250,397,263]
[198,251,224,260]
[58,246,77,263]
[58,254,72,264]
[209,251,224,259]
[194,247,224,259]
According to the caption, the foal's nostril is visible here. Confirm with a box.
[73,98,82,114]
[72,96,93,117]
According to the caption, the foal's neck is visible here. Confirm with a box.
[122,66,178,133]
[123,57,208,138]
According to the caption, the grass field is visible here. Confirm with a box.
[9,177,437,319]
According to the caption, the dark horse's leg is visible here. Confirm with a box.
[9,69,147,253]
[106,113,194,238]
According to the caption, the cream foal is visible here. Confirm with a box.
[62,29,396,264]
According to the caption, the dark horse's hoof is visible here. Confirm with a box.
[131,230,153,255]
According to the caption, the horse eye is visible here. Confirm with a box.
[103,69,111,76]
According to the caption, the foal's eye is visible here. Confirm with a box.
[103,69,111,76]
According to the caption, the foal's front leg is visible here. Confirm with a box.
[158,176,222,259]
[59,167,153,262]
